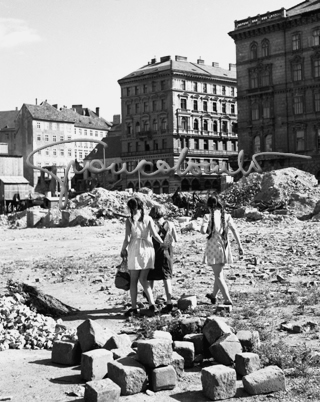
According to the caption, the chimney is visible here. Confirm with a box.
[160,55,171,62]
[113,114,121,124]
[52,104,58,109]
[151,58,157,64]
[95,107,100,117]
[175,55,188,62]
[229,63,236,71]
[35,98,37,105]
[72,104,83,115]
[212,62,219,67]
[197,58,205,65]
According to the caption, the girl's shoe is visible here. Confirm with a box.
[148,305,159,315]
[161,304,173,314]
[124,308,139,317]
[205,293,216,304]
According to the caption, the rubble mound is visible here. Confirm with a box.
[220,172,263,206]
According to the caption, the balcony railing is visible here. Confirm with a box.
[173,148,238,156]
[234,8,286,30]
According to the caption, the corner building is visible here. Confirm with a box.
[229,0,320,181]
[118,55,238,193]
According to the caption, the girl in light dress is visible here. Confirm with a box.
[201,195,244,305]
[121,197,164,316]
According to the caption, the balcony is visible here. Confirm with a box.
[234,8,286,29]
[173,148,238,156]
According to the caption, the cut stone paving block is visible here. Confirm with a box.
[177,295,197,311]
[201,364,237,401]
[202,316,232,345]
[81,349,113,381]
[51,339,81,365]
[151,330,172,342]
[236,330,260,351]
[183,333,204,355]
[104,334,131,351]
[235,352,260,376]
[170,351,184,378]
[209,333,242,366]
[107,357,147,396]
[242,365,286,395]
[137,339,173,368]
[180,317,202,336]
[111,347,135,360]
[173,341,195,368]
[77,319,114,353]
[151,365,177,392]
[84,378,121,402]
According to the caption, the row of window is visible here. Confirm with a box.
[250,28,320,60]
[249,66,272,89]
[124,82,236,97]
[290,55,320,81]
[126,99,166,115]
[180,98,236,114]
[127,139,168,153]
[126,119,167,135]
[179,117,237,133]
[38,148,72,157]
[35,121,106,138]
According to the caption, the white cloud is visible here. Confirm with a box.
[0,18,42,48]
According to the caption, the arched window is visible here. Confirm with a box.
[135,122,140,133]
[213,120,218,132]
[192,179,201,191]
[203,120,208,131]
[126,123,132,134]
[153,180,160,194]
[253,135,261,153]
[152,119,158,132]
[193,119,199,130]
[262,39,270,57]
[265,134,273,151]
[162,179,169,194]
[143,120,149,132]
[181,178,190,191]
[161,118,167,131]
[250,42,258,60]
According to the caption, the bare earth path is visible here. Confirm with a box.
[1,218,320,401]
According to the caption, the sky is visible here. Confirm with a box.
[0,0,300,122]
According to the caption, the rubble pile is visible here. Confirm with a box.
[220,172,262,206]
[0,295,76,351]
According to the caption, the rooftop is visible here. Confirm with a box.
[0,110,19,130]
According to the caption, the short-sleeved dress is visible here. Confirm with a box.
[148,221,175,281]
[127,214,155,271]
[202,211,235,265]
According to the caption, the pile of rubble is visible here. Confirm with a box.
[51,316,286,400]
[0,295,76,351]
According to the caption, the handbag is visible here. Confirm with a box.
[115,257,130,291]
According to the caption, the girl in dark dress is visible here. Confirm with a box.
[148,205,178,313]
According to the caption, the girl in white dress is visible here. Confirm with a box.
[201,195,244,305]
[121,197,164,316]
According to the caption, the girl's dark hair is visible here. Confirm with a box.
[127,197,144,222]
[149,205,165,220]
[207,196,227,243]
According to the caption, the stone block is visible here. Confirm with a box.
[81,349,113,381]
[137,339,172,368]
[150,365,176,391]
[170,351,184,378]
[107,357,147,396]
[202,316,232,345]
[173,341,195,368]
[183,333,204,355]
[77,319,114,353]
[180,318,202,336]
[201,364,237,400]
[84,378,121,402]
[235,352,260,376]
[177,295,197,311]
[236,330,261,351]
[104,334,131,351]
[151,330,172,342]
[111,347,135,359]
[242,365,286,395]
[51,339,81,365]
[209,333,242,365]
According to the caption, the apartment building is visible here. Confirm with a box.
[118,55,238,194]
[229,0,320,181]
[9,101,112,187]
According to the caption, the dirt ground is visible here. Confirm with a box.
[1,217,320,402]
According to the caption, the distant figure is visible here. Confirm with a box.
[201,195,244,306]
[121,197,164,316]
[148,205,178,313]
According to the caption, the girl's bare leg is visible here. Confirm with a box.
[211,263,232,303]
[129,270,140,309]
[163,279,173,304]
[139,269,155,307]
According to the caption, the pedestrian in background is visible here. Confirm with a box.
[201,195,244,305]
[121,197,164,316]
[148,205,178,313]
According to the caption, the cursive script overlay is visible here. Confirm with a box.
[26,138,311,210]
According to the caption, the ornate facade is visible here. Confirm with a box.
[229,1,320,181]
[118,55,238,193]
